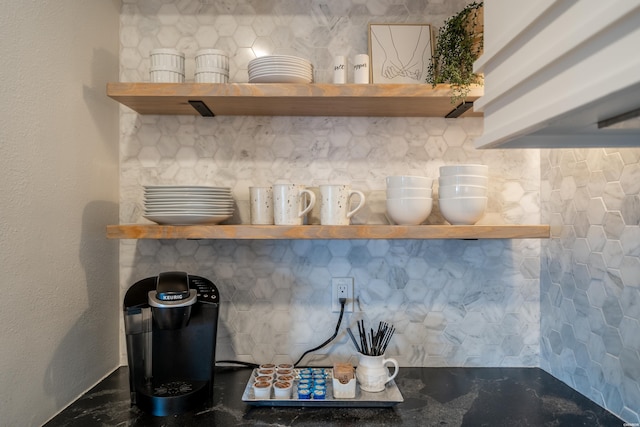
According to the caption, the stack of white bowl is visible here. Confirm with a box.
[149,48,185,83]
[438,164,488,225]
[195,49,229,83]
[385,175,433,225]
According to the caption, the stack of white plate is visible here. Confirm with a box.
[143,185,234,225]
[248,55,313,83]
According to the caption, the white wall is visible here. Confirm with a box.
[0,1,120,425]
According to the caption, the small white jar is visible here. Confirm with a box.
[195,49,229,71]
[150,48,185,71]
[149,48,185,82]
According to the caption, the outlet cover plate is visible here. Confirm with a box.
[332,277,354,313]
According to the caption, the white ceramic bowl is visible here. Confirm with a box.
[439,164,488,177]
[439,197,487,225]
[386,175,433,189]
[386,187,433,199]
[438,175,488,187]
[386,197,433,225]
[438,184,487,199]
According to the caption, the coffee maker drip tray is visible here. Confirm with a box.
[153,381,196,397]
[136,380,209,416]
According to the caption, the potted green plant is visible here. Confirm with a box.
[426,1,484,104]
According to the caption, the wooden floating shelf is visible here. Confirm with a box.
[106,224,549,240]
[107,82,483,118]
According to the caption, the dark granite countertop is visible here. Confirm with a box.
[45,366,623,426]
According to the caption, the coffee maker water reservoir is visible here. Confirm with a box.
[123,272,220,416]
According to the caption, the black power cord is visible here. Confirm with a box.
[293,298,347,367]
[215,360,259,369]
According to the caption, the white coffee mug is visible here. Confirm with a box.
[320,184,366,225]
[307,186,322,225]
[273,184,316,225]
[249,186,274,225]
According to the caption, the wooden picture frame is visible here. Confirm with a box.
[368,23,433,84]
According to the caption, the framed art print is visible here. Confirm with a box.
[369,24,433,84]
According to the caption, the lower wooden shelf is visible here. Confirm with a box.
[106,224,550,240]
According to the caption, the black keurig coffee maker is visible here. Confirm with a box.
[123,271,220,416]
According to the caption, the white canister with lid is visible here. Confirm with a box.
[149,48,185,82]
[150,48,185,72]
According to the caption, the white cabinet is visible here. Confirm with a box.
[473,0,640,148]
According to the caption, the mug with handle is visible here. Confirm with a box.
[273,183,316,225]
[355,353,399,392]
[319,184,366,225]
[249,186,274,225]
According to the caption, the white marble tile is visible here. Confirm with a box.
[542,148,640,422]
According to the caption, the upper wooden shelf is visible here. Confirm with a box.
[106,224,549,240]
[107,83,483,118]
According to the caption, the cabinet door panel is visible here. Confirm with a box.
[474,0,640,148]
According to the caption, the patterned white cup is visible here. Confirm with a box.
[306,186,322,224]
[249,186,274,225]
[273,184,316,225]
[319,184,366,225]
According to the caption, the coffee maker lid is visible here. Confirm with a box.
[156,271,190,301]
[148,271,197,308]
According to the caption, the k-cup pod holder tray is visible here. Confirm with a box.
[241,368,403,407]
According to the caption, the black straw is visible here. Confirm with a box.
[352,320,395,356]
[346,328,361,353]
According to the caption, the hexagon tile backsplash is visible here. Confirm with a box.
[541,148,640,423]
[119,0,541,370]
[117,1,639,423]
[119,110,543,371]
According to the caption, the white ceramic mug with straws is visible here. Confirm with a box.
[356,353,399,392]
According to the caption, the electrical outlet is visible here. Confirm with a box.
[332,277,354,313]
